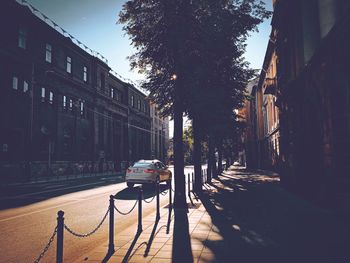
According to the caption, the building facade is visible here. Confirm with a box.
[254,0,350,207]
[150,103,169,162]
[0,0,151,182]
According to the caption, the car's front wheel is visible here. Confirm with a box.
[127,182,134,188]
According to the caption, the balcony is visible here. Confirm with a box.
[264,77,277,95]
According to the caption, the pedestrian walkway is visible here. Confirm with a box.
[74,167,350,263]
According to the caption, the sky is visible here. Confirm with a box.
[22,0,273,137]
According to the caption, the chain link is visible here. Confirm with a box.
[143,194,156,203]
[160,189,169,196]
[64,206,109,238]
[142,185,159,203]
[34,226,57,263]
[114,199,138,215]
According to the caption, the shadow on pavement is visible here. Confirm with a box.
[114,184,169,200]
[198,169,350,263]
[0,176,125,210]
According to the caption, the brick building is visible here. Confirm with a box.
[0,0,151,182]
[269,0,350,207]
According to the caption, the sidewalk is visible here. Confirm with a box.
[73,167,350,263]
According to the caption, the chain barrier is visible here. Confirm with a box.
[160,189,169,196]
[114,199,138,215]
[64,206,110,238]
[142,185,159,203]
[33,226,57,263]
[143,194,156,203]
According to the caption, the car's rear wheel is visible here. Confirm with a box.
[127,182,134,188]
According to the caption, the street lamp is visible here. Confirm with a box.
[170,74,177,81]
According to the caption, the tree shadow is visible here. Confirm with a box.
[172,208,193,263]
[198,170,350,263]
[113,184,169,200]
[0,176,125,210]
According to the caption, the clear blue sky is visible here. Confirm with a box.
[23,0,273,136]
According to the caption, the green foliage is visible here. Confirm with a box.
[119,0,271,162]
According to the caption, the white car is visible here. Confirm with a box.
[125,160,172,188]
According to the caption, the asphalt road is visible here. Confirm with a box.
[0,165,204,263]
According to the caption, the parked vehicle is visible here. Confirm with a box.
[125,160,172,188]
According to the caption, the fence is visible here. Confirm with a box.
[33,180,172,263]
[32,165,228,263]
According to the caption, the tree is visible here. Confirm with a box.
[119,0,270,199]
[119,0,201,208]
[187,0,270,186]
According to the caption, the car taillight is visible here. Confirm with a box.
[126,169,131,173]
[144,169,156,173]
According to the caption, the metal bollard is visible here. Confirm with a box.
[56,210,64,263]
[192,172,194,191]
[169,180,172,208]
[187,173,191,197]
[108,195,115,253]
[138,187,143,232]
[156,182,160,221]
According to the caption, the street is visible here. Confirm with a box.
[0,165,200,263]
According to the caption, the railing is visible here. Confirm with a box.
[32,181,172,263]
[32,165,229,263]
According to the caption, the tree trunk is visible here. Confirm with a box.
[193,118,202,193]
[173,96,186,209]
[207,135,214,183]
[218,143,223,175]
[212,145,217,179]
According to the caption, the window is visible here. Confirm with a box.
[12,76,18,90]
[131,95,134,107]
[100,73,105,89]
[23,81,29,92]
[137,100,141,110]
[110,88,114,99]
[80,101,84,115]
[45,44,52,63]
[83,66,88,82]
[69,99,73,110]
[18,28,27,49]
[63,95,67,108]
[41,87,45,101]
[49,91,54,104]
[66,56,72,73]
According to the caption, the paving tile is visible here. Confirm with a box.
[154,249,173,258]
[113,248,130,257]
[191,243,204,251]
[149,258,171,263]
[198,252,216,262]
[109,255,125,263]
[139,247,161,256]
[84,251,107,260]
[145,242,166,248]
[128,254,152,263]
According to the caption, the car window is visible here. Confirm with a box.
[159,162,166,169]
[133,162,152,168]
